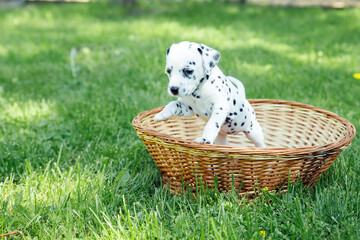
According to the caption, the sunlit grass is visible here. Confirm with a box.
[0,1,359,239]
[0,99,56,122]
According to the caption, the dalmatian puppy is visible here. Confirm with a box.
[154,41,266,147]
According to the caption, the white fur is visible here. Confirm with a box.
[154,41,266,147]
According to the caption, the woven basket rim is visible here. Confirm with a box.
[132,99,356,156]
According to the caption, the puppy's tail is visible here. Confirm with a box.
[227,76,246,98]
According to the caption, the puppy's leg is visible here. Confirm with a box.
[154,100,192,121]
[194,106,228,144]
[215,132,230,145]
[244,120,266,147]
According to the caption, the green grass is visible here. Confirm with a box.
[0,1,359,239]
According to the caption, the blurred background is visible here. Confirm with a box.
[1,0,360,8]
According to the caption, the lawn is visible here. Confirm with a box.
[0,1,359,239]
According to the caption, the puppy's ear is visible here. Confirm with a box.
[165,45,174,74]
[166,44,175,57]
[197,44,221,75]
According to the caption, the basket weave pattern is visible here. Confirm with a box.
[133,100,356,195]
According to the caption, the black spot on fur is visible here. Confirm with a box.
[203,138,210,144]
[189,106,193,111]
[240,108,243,112]
[209,61,214,68]
[233,99,236,105]
[166,48,170,55]
[241,122,245,126]
[198,48,203,55]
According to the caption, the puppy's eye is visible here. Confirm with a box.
[166,69,172,75]
[183,69,194,76]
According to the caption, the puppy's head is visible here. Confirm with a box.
[165,41,220,97]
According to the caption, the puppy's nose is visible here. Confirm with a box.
[170,86,179,95]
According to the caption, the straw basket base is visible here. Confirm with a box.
[133,99,356,197]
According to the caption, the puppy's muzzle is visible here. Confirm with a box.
[170,86,179,95]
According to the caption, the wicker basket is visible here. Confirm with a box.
[132,99,356,196]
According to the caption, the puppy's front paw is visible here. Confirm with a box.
[154,112,165,121]
[194,137,212,144]
[154,111,171,121]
